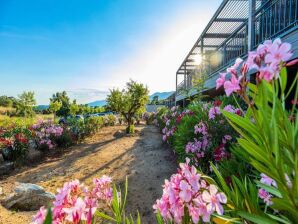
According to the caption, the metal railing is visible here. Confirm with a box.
[253,0,298,48]
[207,23,248,77]
[176,0,298,97]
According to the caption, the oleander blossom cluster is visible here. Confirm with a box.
[216,38,293,96]
[161,106,179,142]
[32,120,64,149]
[32,175,113,224]
[209,104,241,120]
[258,174,276,206]
[185,122,208,159]
[258,173,292,206]
[162,108,194,142]
[184,102,239,165]
[153,159,227,223]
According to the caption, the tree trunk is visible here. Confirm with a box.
[126,115,134,134]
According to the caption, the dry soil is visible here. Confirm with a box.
[0,125,177,224]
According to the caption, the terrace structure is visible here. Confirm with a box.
[175,0,298,106]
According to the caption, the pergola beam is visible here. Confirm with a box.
[204,33,246,38]
[214,18,247,22]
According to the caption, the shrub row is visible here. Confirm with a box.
[0,115,118,163]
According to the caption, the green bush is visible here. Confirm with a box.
[106,114,116,126]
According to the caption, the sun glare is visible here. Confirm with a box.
[193,54,202,65]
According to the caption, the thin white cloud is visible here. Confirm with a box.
[66,88,109,104]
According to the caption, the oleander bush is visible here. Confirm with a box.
[0,127,32,162]
[151,38,298,223]
[142,112,154,125]
[172,100,240,174]
[0,114,118,162]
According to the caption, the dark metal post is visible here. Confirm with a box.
[248,0,256,51]
[184,62,187,90]
[175,72,178,106]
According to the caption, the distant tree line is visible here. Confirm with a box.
[0,91,105,118]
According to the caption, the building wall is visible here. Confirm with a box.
[145,105,165,112]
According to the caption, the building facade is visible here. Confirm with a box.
[175,0,298,106]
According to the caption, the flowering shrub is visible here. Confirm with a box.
[32,120,64,150]
[159,106,194,144]
[32,176,113,224]
[0,127,31,162]
[216,38,293,97]
[142,112,154,125]
[216,39,298,222]
[33,176,143,224]
[153,107,169,128]
[153,158,227,223]
[171,100,239,174]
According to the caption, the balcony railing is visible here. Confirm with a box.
[176,0,298,98]
[253,0,298,48]
[207,23,248,77]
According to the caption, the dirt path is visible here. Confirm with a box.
[0,125,177,224]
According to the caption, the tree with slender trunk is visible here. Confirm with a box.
[106,80,149,133]
[49,100,62,122]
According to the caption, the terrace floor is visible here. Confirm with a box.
[0,125,177,224]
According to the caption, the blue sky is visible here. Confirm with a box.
[0,0,221,104]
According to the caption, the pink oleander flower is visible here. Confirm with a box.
[227,58,243,75]
[208,106,221,119]
[63,197,88,223]
[216,72,226,89]
[193,196,211,222]
[32,206,47,224]
[260,173,277,187]
[93,175,113,202]
[258,64,278,81]
[222,135,232,144]
[202,185,227,215]
[223,105,235,113]
[179,180,192,202]
[258,189,273,206]
[194,122,208,135]
[33,176,113,224]
[265,38,293,64]
[162,135,167,141]
[153,159,227,223]
[223,74,241,96]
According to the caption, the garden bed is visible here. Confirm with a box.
[0,125,177,224]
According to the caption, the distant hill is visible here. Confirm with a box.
[36,92,175,108]
[87,100,107,107]
[87,92,174,107]
[35,105,49,110]
[149,91,174,101]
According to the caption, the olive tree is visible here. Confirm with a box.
[16,91,36,117]
[49,100,62,121]
[106,80,149,133]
